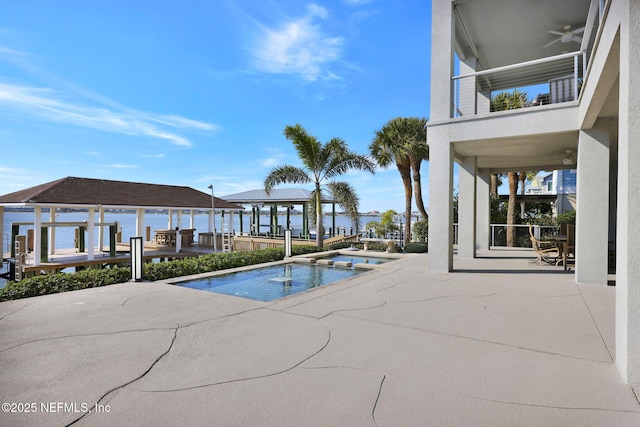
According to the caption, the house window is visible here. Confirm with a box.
[547,181,553,192]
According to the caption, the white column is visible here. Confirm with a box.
[576,122,610,285]
[87,207,95,261]
[98,207,105,251]
[49,208,56,255]
[430,0,454,121]
[167,209,173,229]
[136,208,145,257]
[458,156,477,257]
[616,0,640,386]
[190,210,195,229]
[33,206,41,267]
[176,210,182,253]
[476,170,491,251]
[428,129,454,272]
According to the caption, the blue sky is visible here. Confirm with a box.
[0,0,432,213]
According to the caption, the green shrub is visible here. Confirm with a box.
[0,246,323,302]
[364,243,389,252]
[0,266,131,301]
[412,219,428,242]
[324,242,358,251]
[403,242,428,253]
[556,210,576,225]
[292,245,323,256]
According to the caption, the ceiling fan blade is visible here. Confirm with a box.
[572,27,585,34]
[544,38,561,48]
[572,35,582,43]
[547,30,565,36]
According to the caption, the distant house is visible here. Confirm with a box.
[527,170,577,214]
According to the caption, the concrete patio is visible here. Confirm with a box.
[1,250,639,426]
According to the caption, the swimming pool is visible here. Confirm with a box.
[320,254,391,265]
[176,263,364,302]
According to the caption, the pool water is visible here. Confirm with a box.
[176,263,364,302]
[323,255,390,265]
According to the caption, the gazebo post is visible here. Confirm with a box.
[98,206,105,252]
[49,208,56,255]
[302,203,308,238]
[87,207,95,261]
[33,206,41,267]
[332,203,336,237]
[257,207,261,235]
[273,204,278,235]
[176,210,183,253]
[136,208,146,256]
[286,205,291,231]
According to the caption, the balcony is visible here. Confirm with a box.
[450,0,608,119]
[453,51,585,118]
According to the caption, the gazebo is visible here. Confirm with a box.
[221,188,340,238]
[0,177,243,277]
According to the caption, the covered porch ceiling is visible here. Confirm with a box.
[454,0,591,72]
[454,131,580,172]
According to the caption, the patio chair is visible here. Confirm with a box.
[558,224,576,269]
[528,224,559,265]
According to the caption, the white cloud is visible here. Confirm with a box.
[0,82,217,147]
[250,4,344,81]
[261,157,282,168]
[306,3,328,18]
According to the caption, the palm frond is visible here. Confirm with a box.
[284,124,321,170]
[327,181,361,232]
[264,165,311,194]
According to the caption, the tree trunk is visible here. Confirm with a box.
[398,162,413,245]
[315,188,324,249]
[506,172,518,247]
[519,172,526,219]
[410,157,428,220]
[490,174,498,196]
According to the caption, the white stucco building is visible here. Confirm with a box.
[528,170,577,214]
[427,0,639,385]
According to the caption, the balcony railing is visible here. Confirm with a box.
[450,0,610,119]
[452,51,586,118]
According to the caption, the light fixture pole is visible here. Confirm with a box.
[208,185,217,251]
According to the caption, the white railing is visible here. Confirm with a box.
[452,51,586,118]
[451,224,560,248]
[490,224,560,248]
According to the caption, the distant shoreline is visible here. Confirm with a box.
[1,207,410,217]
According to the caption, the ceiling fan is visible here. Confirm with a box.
[544,25,584,48]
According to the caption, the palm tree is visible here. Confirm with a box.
[490,173,505,196]
[490,90,530,246]
[369,117,428,245]
[518,171,538,218]
[506,171,519,246]
[264,124,375,248]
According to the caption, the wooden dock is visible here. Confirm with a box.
[2,242,217,279]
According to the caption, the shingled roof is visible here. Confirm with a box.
[0,177,243,210]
